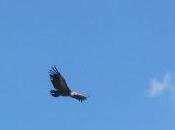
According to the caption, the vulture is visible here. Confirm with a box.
[49,66,87,102]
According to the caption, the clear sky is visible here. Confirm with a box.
[0,0,175,129]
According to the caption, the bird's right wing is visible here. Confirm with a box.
[49,66,70,92]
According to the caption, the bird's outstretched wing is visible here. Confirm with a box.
[70,91,87,102]
[49,66,70,94]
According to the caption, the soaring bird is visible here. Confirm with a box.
[49,66,87,102]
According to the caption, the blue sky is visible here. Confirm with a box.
[0,0,175,129]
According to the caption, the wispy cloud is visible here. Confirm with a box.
[148,73,173,96]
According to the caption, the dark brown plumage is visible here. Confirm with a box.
[49,66,87,102]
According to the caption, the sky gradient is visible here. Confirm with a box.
[0,0,175,130]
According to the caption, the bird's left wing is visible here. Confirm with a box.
[70,91,87,102]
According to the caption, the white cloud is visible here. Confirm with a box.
[148,73,173,96]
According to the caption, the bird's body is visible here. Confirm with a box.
[49,66,87,102]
